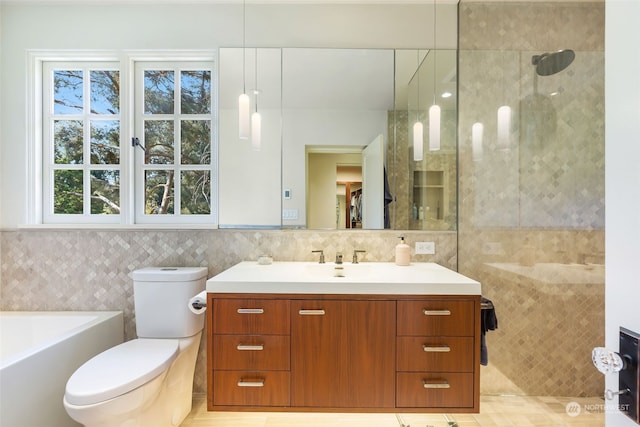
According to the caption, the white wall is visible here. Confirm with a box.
[605,1,640,425]
[0,2,456,228]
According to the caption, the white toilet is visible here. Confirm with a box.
[64,267,208,427]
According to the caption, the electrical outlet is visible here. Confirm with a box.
[415,241,435,255]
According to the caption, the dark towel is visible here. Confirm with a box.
[383,167,394,229]
[480,297,498,366]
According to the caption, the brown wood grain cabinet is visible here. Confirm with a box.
[207,293,480,413]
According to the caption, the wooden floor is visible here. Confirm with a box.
[181,394,605,427]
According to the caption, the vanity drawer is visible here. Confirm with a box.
[212,371,290,407]
[213,298,290,335]
[397,300,475,337]
[213,335,290,370]
[396,372,474,408]
[397,336,474,372]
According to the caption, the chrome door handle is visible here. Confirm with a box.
[423,380,450,389]
[237,344,264,351]
[237,308,264,314]
[423,309,451,316]
[298,309,326,315]
[237,379,265,387]
[423,345,451,352]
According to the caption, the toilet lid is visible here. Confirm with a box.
[65,339,179,406]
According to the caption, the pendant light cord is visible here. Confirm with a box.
[433,0,437,105]
[417,50,420,114]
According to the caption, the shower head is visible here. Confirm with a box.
[531,49,575,76]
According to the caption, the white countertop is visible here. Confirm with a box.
[206,261,481,295]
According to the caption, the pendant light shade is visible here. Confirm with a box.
[238,93,250,139]
[497,105,511,150]
[413,121,424,161]
[472,122,484,161]
[251,111,261,150]
[429,104,441,151]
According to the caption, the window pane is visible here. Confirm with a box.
[54,120,83,164]
[145,170,174,214]
[144,120,174,164]
[91,120,120,164]
[181,170,211,214]
[181,120,211,164]
[54,70,83,115]
[144,70,174,114]
[90,70,120,114]
[91,170,120,214]
[54,170,83,214]
[181,70,211,114]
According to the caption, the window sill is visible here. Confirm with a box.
[13,224,219,231]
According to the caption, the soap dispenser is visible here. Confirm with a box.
[395,237,410,266]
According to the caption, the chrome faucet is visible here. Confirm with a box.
[312,250,325,264]
[352,250,366,264]
[335,252,343,264]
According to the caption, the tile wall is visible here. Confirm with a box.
[0,228,457,393]
[457,1,605,397]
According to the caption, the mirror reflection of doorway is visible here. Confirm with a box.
[306,147,362,229]
[336,167,362,229]
[306,135,385,230]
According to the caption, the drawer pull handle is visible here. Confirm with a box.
[299,309,326,315]
[237,379,265,387]
[237,344,264,351]
[423,345,451,352]
[423,309,451,316]
[423,380,450,389]
[237,308,264,314]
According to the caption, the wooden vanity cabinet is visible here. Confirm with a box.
[396,299,478,410]
[207,293,480,413]
[209,298,291,407]
[290,299,396,408]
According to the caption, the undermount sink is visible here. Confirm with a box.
[303,262,372,278]
[206,261,481,295]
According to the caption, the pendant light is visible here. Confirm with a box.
[496,0,510,150]
[497,105,511,150]
[472,122,484,161]
[251,49,261,150]
[413,122,424,162]
[238,0,250,140]
[413,51,424,162]
[429,0,441,152]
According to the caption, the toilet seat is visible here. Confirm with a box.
[64,339,179,406]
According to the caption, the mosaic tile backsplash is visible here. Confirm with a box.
[0,228,457,394]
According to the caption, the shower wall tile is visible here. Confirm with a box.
[458,1,605,397]
[0,228,456,393]
[459,2,605,52]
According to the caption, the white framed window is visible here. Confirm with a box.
[32,51,217,226]
[42,61,123,224]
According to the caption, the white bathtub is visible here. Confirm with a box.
[0,311,123,427]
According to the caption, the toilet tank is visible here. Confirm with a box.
[131,267,208,338]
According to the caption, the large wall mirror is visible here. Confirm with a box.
[218,47,457,230]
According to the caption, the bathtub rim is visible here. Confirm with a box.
[0,310,123,371]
